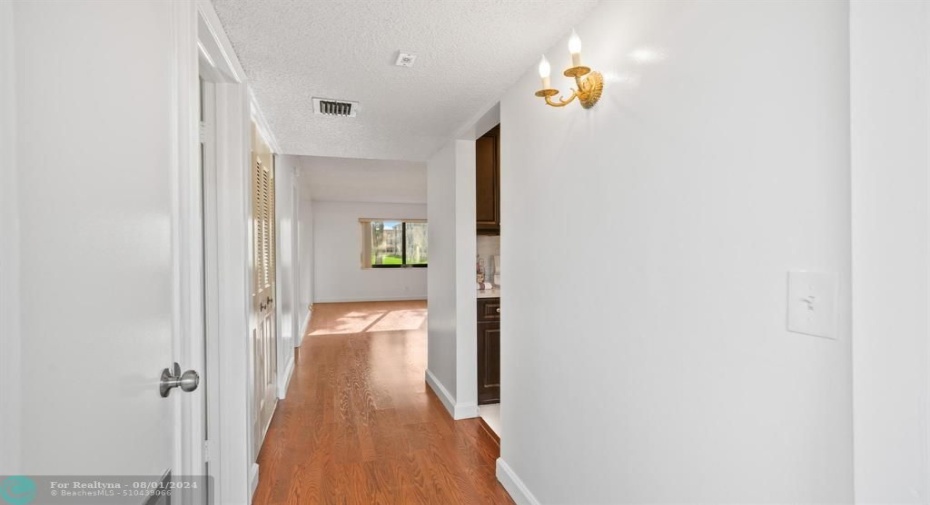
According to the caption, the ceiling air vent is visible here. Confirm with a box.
[312,97,358,117]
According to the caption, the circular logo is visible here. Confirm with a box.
[0,476,36,505]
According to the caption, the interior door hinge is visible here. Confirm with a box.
[199,122,206,144]
[203,440,210,462]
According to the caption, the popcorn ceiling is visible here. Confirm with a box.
[211,0,597,161]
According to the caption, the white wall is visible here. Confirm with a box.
[312,200,427,303]
[274,154,299,396]
[297,156,427,204]
[296,194,313,346]
[427,142,458,403]
[426,139,478,419]
[851,1,930,502]
[497,1,852,503]
[0,0,20,474]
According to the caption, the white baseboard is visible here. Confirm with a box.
[313,295,427,303]
[496,458,541,505]
[455,401,479,419]
[249,462,259,499]
[277,354,294,399]
[424,369,479,420]
[425,369,455,415]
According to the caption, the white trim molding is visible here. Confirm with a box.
[454,140,479,413]
[496,458,541,505]
[250,462,260,499]
[250,90,280,154]
[169,0,204,486]
[0,0,21,474]
[425,370,479,420]
[197,0,245,81]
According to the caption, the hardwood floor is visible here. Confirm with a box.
[253,300,514,505]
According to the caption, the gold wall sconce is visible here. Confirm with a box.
[535,29,603,109]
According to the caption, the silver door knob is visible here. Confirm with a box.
[160,362,200,398]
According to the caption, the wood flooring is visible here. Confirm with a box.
[252,300,514,505]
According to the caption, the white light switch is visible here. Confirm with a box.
[787,271,837,339]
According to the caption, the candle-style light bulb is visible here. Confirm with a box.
[538,55,551,89]
[568,29,582,67]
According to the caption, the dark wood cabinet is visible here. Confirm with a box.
[477,297,500,405]
[476,125,500,234]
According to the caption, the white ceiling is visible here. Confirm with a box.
[295,156,427,204]
[212,0,598,161]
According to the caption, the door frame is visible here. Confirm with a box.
[170,0,203,496]
[185,1,258,503]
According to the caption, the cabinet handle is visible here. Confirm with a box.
[496,307,500,314]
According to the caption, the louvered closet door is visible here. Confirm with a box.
[252,151,277,456]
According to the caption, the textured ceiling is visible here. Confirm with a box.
[212,0,598,161]
[295,156,426,204]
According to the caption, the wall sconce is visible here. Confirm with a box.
[535,29,603,109]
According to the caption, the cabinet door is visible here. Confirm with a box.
[477,321,501,405]
[476,127,500,232]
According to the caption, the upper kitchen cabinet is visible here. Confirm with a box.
[476,125,500,234]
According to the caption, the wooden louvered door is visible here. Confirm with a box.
[252,141,277,456]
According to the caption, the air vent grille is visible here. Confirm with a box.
[312,97,358,117]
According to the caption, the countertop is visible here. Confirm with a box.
[477,288,501,299]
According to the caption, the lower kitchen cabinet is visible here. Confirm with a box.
[478,298,500,405]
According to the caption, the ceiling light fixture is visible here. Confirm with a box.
[535,29,603,109]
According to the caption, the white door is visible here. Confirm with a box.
[7,0,202,489]
[251,134,278,456]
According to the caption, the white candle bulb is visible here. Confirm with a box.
[538,55,551,89]
[568,29,582,67]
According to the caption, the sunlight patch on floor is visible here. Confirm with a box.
[309,308,427,336]
[308,309,386,335]
[367,309,427,332]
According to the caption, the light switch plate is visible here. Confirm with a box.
[787,271,837,339]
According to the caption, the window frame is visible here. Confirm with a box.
[360,218,428,269]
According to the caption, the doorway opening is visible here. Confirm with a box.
[475,124,501,444]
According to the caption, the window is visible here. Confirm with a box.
[361,219,427,268]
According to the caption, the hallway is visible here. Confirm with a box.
[252,301,513,504]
